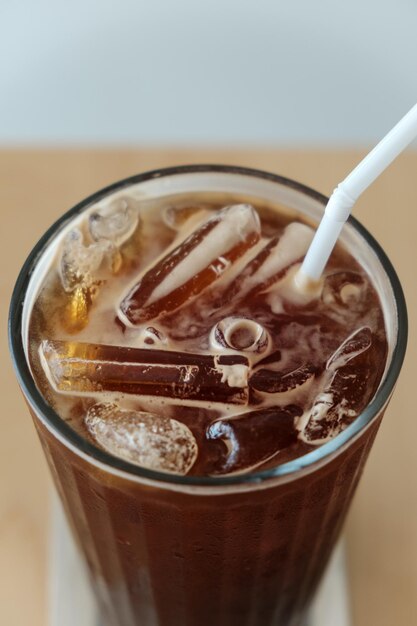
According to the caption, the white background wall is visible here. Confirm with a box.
[1,0,416,146]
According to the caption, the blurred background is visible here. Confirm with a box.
[1,0,416,147]
[1,1,417,626]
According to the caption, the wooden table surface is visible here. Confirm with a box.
[1,148,416,626]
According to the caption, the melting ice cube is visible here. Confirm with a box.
[326,326,372,371]
[322,271,366,307]
[60,229,113,293]
[39,339,249,404]
[206,405,300,475]
[89,199,139,246]
[118,204,261,325]
[162,205,211,231]
[250,363,316,394]
[223,222,315,303]
[299,326,373,444]
[85,403,198,475]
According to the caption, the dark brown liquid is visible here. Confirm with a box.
[35,408,383,626]
[27,189,388,626]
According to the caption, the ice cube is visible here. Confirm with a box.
[299,327,374,444]
[298,387,359,444]
[206,405,300,475]
[297,391,343,443]
[118,204,261,325]
[85,403,198,475]
[60,229,113,293]
[250,363,316,393]
[322,271,366,307]
[162,205,211,231]
[89,199,139,246]
[222,222,314,303]
[210,317,270,354]
[39,339,249,404]
[326,326,372,371]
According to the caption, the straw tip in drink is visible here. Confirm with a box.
[285,267,323,304]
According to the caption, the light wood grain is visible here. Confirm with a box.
[1,148,416,626]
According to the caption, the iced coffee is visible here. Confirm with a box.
[10,167,406,626]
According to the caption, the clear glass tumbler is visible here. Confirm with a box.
[9,166,407,626]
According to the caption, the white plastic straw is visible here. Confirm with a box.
[298,102,417,284]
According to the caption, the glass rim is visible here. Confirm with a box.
[8,164,408,488]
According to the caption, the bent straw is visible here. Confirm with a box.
[298,102,417,285]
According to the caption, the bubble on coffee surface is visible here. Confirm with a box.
[85,403,198,474]
[210,317,270,355]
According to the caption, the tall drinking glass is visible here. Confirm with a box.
[9,166,407,626]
